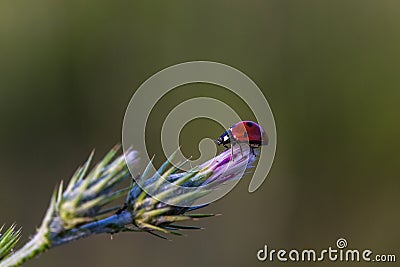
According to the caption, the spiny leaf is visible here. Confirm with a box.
[137,222,170,234]
[185,213,217,218]
[146,231,169,240]
[86,145,120,183]
[165,224,202,230]
[140,207,171,219]
[164,189,211,206]
[66,151,94,194]
[0,224,21,260]
[174,169,199,186]
[155,215,193,224]
[75,187,129,215]
[152,165,178,191]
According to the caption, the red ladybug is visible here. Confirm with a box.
[216,121,268,155]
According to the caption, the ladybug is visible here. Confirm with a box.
[216,121,268,155]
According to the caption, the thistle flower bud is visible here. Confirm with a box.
[57,146,139,229]
[126,144,256,237]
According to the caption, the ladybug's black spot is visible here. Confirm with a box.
[243,132,248,137]
[246,122,253,127]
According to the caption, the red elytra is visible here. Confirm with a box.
[231,121,268,146]
[216,121,268,149]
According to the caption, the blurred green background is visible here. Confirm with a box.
[1,1,399,266]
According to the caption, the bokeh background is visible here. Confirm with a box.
[1,1,399,266]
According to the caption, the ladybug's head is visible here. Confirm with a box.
[216,136,223,146]
[216,130,230,146]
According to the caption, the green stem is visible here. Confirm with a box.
[0,228,50,267]
[0,210,132,267]
[0,192,55,267]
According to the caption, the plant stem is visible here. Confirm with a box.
[0,228,50,267]
[51,211,132,247]
[0,211,132,267]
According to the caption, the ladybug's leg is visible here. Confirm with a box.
[238,143,243,157]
